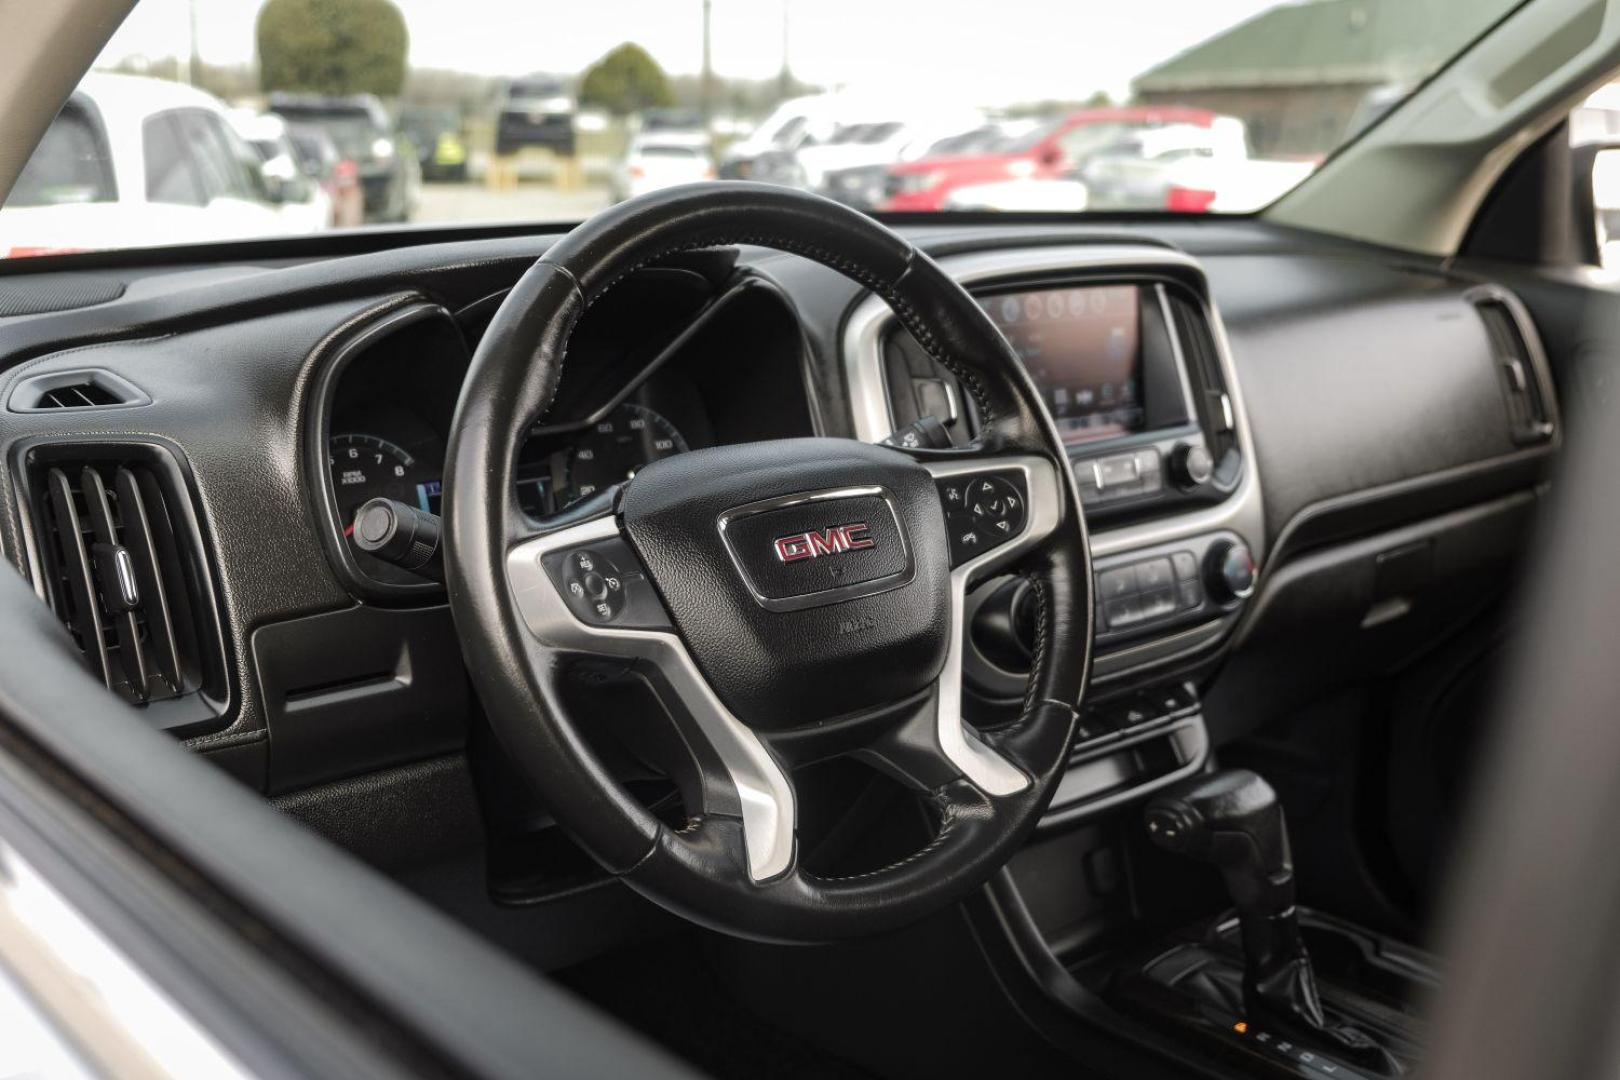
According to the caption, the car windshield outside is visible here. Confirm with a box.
[0,0,1527,257]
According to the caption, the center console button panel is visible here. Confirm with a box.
[1092,530,1253,645]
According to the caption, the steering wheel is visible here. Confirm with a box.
[443,182,1092,942]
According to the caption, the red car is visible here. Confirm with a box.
[883,106,1220,212]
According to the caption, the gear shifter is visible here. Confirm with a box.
[1146,770,1400,1075]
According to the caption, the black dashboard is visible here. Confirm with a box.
[0,217,1563,867]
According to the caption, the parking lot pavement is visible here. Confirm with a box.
[415,182,613,226]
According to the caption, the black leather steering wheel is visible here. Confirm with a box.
[443,182,1092,942]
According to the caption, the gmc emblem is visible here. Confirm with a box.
[774,523,875,563]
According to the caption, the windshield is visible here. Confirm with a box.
[0,0,1524,257]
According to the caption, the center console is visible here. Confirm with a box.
[844,245,1264,823]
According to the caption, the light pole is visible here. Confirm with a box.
[778,0,791,99]
[701,0,714,128]
[185,0,200,87]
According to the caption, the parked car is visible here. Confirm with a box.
[821,121,1008,209]
[399,105,468,182]
[0,73,317,257]
[793,113,984,196]
[639,107,707,135]
[883,106,1226,211]
[228,110,334,233]
[283,123,365,228]
[267,93,417,223]
[611,133,715,201]
[496,75,577,156]
[1076,116,1249,209]
[1160,155,1319,212]
[940,175,1091,211]
[718,93,843,179]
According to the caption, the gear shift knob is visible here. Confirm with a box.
[1145,768,1295,919]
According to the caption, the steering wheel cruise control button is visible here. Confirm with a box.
[541,536,668,630]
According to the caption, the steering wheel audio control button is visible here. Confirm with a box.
[938,471,1031,567]
[541,535,670,630]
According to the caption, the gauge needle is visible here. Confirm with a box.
[344,523,355,537]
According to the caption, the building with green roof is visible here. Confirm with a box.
[1132,0,1501,158]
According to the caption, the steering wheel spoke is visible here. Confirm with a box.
[506,511,798,883]
[916,452,1064,796]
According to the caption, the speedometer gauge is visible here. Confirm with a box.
[563,403,688,505]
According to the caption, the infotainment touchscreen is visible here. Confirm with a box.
[979,284,1144,445]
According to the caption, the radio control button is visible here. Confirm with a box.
[1172,551,1199,581]
[1140,587,1177,620]
[1098,566,1138,602]
[939,473,1028,566]
[946,511,985,564]
[1135,557,1175,593]
[1170,442,1215,490]
[1098,454,1140,490]
[1105,594,1143,628]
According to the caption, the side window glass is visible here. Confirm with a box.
[9,103,115,207]
[173,111,235,204]
[205,114,272,203]
[143,113,204,207]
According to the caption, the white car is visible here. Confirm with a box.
[719,94,844,179]
[1158,155,1319,213]
[1078,116,1252,210]
[797,113,985,193]
[229,110,334,233]
[0,74,316,258]
[612,133,714,201]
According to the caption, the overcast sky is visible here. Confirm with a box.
[97,0,1284,105]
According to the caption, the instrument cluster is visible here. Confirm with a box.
[317,264,815,597]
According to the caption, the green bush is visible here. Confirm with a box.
[258,0,409,97]
[579,44,674,117]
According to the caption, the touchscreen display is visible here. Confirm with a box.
[979,284,1144,445]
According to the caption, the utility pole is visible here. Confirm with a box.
[777,0,791,100]
[700,0,714,129]
[185,0,200,87]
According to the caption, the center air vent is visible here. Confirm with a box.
[23,443,226,728]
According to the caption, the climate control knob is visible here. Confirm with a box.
[1204,539,1256,604]
[1169,442,1214,490]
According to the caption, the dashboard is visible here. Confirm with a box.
[0,219,1562,844]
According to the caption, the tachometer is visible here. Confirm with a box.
[562,403,688,505]
[328,433,440,530]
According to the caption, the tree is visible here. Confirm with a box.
[579,44,674,117]
[257,0,409,97]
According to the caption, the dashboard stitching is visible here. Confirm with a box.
[183,728,267,751]
[803,791,962,883]
[1018,575,1051,724]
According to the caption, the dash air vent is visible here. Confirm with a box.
[9,369,150,413]
[1165,292,1239,462]
[23,442,226,728]
[1469,289,1554,445]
